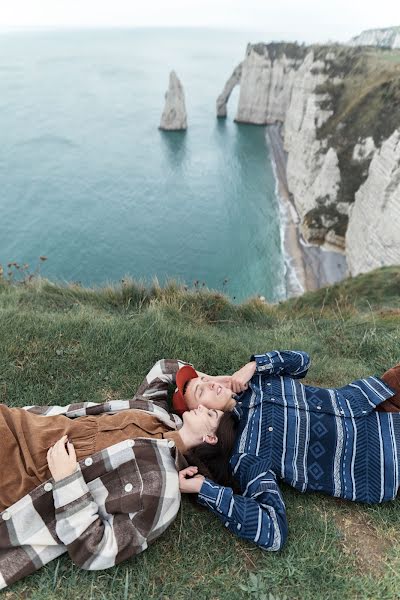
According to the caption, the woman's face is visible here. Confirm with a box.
[182,404,223,439]
[184,376,233,411]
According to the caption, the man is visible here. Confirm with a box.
[173,351,400,551]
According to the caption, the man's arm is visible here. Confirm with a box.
[194,454,288,551]
[250,350,310,379]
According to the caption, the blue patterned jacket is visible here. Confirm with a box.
[197,351,398,551]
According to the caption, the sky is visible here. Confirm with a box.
[0,0,399,44]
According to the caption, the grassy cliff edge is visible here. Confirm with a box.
[1,267,400,599]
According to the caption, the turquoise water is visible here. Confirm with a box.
[0,28,285,302]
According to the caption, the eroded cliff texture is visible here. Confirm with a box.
[346,130,400,275]
[233,44,351,249]
[218,42,400,274]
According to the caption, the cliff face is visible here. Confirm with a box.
[346,130,400,275]
[349,26,400,49]
[235,44,305,124]
[219,42,400,272]
[216,63,242,118]
[234,44,346,248]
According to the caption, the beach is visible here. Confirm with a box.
[267,124,348,297]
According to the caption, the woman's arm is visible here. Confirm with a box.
[47,436,179,570]
[23,359,192,417]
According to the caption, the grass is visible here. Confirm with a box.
[1,267,400,599]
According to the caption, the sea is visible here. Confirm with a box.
[0,28,286,302]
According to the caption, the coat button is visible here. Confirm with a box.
[124,483,133,492]
[271,397,275,401]
[267,383,271,386]
[316,406,321,410]
[167,440,175,448]
[44,482,53,492]
[2,511,10,521]
[127,439,135,447]
[84,457,93,466]
[268,426,273,432]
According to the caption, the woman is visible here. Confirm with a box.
[0,359,231,590]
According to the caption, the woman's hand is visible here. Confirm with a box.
[47,435,78,482]
[178,466,205,493]
[230,361,257,394]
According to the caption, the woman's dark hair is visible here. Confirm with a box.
[184,411,239,492]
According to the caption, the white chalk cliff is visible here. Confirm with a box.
[216,63,242,117]
[346,130,400,275]
[218,42,400,274]
[229,44,344,248]
[349,26,400,49]
[159,71,187,131]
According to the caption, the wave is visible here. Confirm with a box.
[267,126,304,299]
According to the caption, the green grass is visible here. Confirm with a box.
[1,267,400,599]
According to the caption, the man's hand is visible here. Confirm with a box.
[47,435,78,482]
[230,361,257,394]
[179,466,205,493]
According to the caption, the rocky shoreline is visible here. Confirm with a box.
[218,42,400,280]
[267,124,348,297]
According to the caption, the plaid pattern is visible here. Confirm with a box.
[0,359,189,589]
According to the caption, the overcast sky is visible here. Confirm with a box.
[1,0,399,44]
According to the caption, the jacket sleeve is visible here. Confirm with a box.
[21,401,104,417]
[197,453,287,551]
[132,358,191,410]
[250,350,310,379]
[51,465,152,570]
[23,358,191,416]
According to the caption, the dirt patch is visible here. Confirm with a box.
[331,503,394,575]
[100,388,122,401]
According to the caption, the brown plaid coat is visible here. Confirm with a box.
[0,359,188,589]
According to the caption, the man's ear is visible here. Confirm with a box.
[204,434,218,446]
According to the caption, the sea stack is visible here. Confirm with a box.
[159,71,187,131]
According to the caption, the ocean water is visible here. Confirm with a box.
[0,28,285,302]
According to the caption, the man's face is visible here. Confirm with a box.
[184,376,234,411]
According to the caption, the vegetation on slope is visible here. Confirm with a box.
[262,42,400,244]
[1,267,400,599]
[316,45,400,208]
